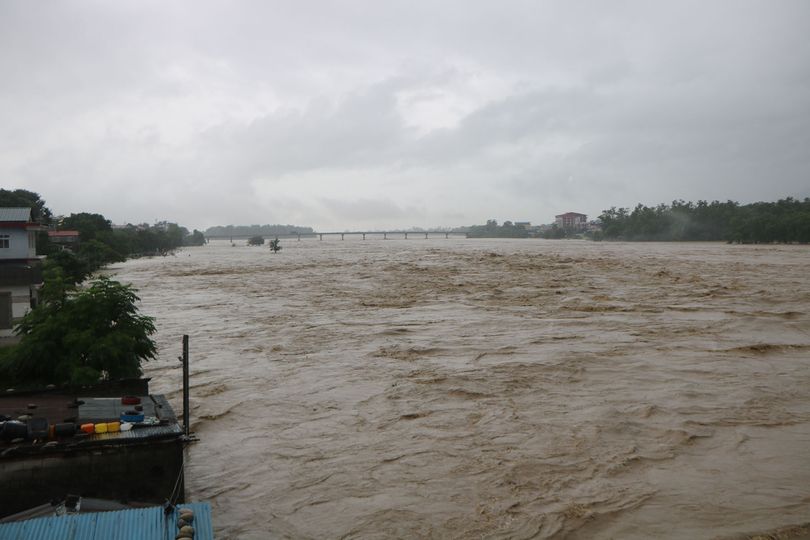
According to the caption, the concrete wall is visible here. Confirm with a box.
[0,440,185,517]
[0,229,32,260]
[0,284,31,338]
[27,231,37,258]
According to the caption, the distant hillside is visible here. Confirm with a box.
[204,224,315,237]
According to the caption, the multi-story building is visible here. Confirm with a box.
[554,212,588,230]
[47,229,80,250]
[0,208,44,339]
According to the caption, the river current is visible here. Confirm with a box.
[111,239,810,539]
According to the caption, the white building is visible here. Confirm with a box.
[0,208,44,339]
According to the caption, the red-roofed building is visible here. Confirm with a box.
[47,230,80,250]
[555,212,588,230]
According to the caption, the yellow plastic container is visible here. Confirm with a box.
[94,422,108,434]
[107,421,121,433]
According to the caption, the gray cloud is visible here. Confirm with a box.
[1,0,808,230]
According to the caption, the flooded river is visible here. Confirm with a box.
[112,239,810,539]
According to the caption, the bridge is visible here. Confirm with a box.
[205,231,469,242]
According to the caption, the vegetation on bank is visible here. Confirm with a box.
[0,188,193,387]
[1,276,156,386]
[1,189,206,269]
[466,220,529,238]
[598,198,810,243]
[205,224,314,237]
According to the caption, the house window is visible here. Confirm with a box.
[0,234,9,248]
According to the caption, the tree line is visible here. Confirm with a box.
[205,224,314,237]
[466,220,529,238]
[597,198,810,243]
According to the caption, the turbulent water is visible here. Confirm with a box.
[111,239,810,539]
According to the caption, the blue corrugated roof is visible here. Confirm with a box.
[0,502,212,540]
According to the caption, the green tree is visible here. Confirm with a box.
[184,229,206,246]
[60,212,112,241]
[247,235,265,246]
[541,224,566,239]
[2,277,157,386]
[43,249,92,286]
[269,237,281,252]
[77,239,125,270]
[597,198,809,243]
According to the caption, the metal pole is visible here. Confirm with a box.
[182,334,190,437]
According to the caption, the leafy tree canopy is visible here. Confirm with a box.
[43,249,92,286]
[185,229,206,246]
[1,277,157,386]
[598,198,810,243]
[59,212,113,241]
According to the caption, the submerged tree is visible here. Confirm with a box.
[2,277,157,386]
[247,235,265,246]
[269,237,282,253]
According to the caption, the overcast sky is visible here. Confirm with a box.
[1,1,808,230]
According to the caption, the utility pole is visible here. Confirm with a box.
[180,335,190,437]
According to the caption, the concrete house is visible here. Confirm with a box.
[555,212,588,231]
[47,229,80,250]
[0,207,44,339]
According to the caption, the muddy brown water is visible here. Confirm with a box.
[111,239,810,539]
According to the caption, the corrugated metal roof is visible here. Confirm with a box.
[0,502,213,540]
[0,208,32,222]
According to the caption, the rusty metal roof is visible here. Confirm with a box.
[0,502,213,540]
[0,208,32,222]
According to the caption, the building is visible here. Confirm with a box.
[47,230,80,250]
[0,501,213,539]
[514,222,531,230]
[0,382,188,518]
[0,207,44,339]
[555,212,588,230]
